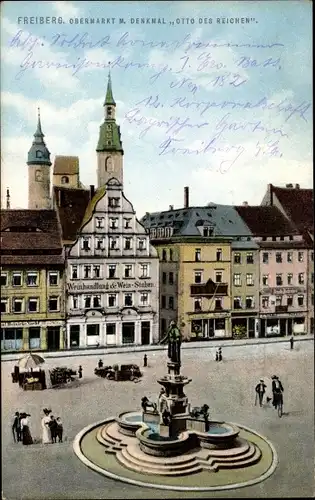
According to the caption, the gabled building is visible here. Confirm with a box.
[53,186,91,246]
[53,156,81,189]
[65,75,159,348]
[1,209,65,351]
[236,205,309,337]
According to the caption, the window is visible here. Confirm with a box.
[245,296,254,309]
[287,296,293,306]
[194,271,202,284]
[96,217,105,228]
[262,252,269,264]
[109,217,118,229]
[124,237,132,250]
[82,237,91,251]
[106,323,116,336]
[169,272,174,285]
[215,271,222,283]
[262,296,269,308]
[233,297,242,309]
[162,272,167,284]
[246,273,254,286]
[168,296,174,309]
[138,263,148,278]
[124,218,132,229]
[110,237,118,249]
[161,295,166,308]
[61,175,69,184]
[215,298,222,309]
[216,248,222,261]
[13,298,23,313]
[276,274,283,286]
[29,327,40,349]
[195,249,201,262]
[246,253,254,264]
[162,249,167,261]
[28,298,38,312]
[194,298,202,311]
[108,294,117,307]
[280,236,284,241]
[140,292,149,306]
[298,273,304,285]
[12,273,22,286]
[276,252,282,263]
[124,264,133,278]
[84,265,91,279]
[262,274,269,286]
[138,238,146,250]
[93,295,101,308]
[312,273,314,284]
[124,293,133,307]
[233,274,241,286]
[72,295,78,309]
[49,272,58,286]
[287,273,293,285]
[311,251,314,262]
[84,296,91,308]
[272,236,277,241]
[287,252,293,263]
[108,197,120,208]
[71,265,78,279]
[96,237,104,250]
[276,295,282,306]
[1,298,8,313]
[234,253,241,264]
[26,272,38,286]
[108,264,117,279]
[169,249,173,261]
[298,295,304,306]
[298,252,304,262]
[86,324,100,336]
[93,265,101,278]
[203,226,213,237]
[48,296,59,311]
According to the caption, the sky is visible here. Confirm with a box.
[1,0,313,217]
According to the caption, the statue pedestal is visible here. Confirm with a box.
[159,424,170,438]
[143,410,160,428]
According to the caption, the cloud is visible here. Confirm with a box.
[52,1,81,19]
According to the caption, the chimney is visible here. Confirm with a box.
[268,183,273,205]
[286,183,293,188]
[90,184,95,200]
[295,183,300,189]
[169,205,174,210]
[184,186,189,208]
[243,201,248,206]
[6,188,10,209]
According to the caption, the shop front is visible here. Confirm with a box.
[1,320,65,351]
[259,315,306,337]
[190,315,230,340]
[231,313,257,338]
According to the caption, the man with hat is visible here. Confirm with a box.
[272,375,284,409]
[255,379,267,407]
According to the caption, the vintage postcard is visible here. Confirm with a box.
[1,1,313,499]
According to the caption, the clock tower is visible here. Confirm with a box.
[96,73,124,188]
[27,109,52,209]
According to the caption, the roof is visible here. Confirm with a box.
[1,255,64,266]
[27,110,51,166]
[141,205,256,239]
[0,209,63,264]
[235,205,298,236]
[272,185,314,232]
[53,156,79,175]
[104,73,116,106]
[80,185,107,230]
[53,186,90,242]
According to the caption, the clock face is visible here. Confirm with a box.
[35,170,43,181]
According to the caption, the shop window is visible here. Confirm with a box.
[1,328,23,350]
[86,324,100,336]
[29,327,40,349]
[106,323,116,335]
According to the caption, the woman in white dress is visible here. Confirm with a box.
[41,408,51,444]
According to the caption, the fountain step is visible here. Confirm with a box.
[199,442,258,467]
[103,423,124,443]
[120,445,199,471]
[117,449,203,476]
[122,443,197,465]
[97,426,117,446]
[202,445,262,471]
[200,439,251,459]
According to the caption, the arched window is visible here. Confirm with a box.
[169,248,173,261]
[61,176,69,184]
[162,249,167,261]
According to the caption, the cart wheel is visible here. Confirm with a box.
[130,375,135,381]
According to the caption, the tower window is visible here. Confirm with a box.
[107,107,112,117]
[107,141,112,146]
[36,150,43,158]
[61,176,69,184]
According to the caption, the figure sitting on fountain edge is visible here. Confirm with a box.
[160,321,182,364]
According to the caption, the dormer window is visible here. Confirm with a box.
[203,226,214,237]
[61,176,69,184]
[36,150,43,158]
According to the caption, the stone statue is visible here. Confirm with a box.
[141,396,157,413]
[161,408,172,426]
[160,321,182,364]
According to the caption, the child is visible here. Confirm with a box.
[56,417,63,443]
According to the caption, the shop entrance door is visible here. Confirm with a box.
[141,322,150,345]
[47,327,60,350]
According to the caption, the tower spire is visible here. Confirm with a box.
[36,107,44,136]
[104,63,116,106]
[27,108,51,166]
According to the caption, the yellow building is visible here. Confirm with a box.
[1,209,65,351]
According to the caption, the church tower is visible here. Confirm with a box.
[27,109,52,209]
[96,73,124,188]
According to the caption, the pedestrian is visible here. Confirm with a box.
[271,375,284,409]
[143,354,148,367]
[20,413,33,445]
[12,411,21,443]
[98,359,103,369]
[41,408,52,444]
[218,348,222,362]
[56,417,63,443]
[215,350,219,362]
[78,365,83,379]
[290,336,294,350]
[255,379,267,407]
[49,415,58,443]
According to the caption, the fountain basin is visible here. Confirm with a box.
[197,421,240,448]
[116,411,143,437]
[136,426,192,457]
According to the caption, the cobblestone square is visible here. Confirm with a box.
[2,341,314,499]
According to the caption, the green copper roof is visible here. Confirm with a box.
[104,73,116,106]
[27,108,52,166]
[96,121,124,152]
[79,185,107,231]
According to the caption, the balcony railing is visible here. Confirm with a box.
[191,278,228,297]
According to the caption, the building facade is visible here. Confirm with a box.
[1,210,65,351]
[65,76,159,348]
[53,156,81,189]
